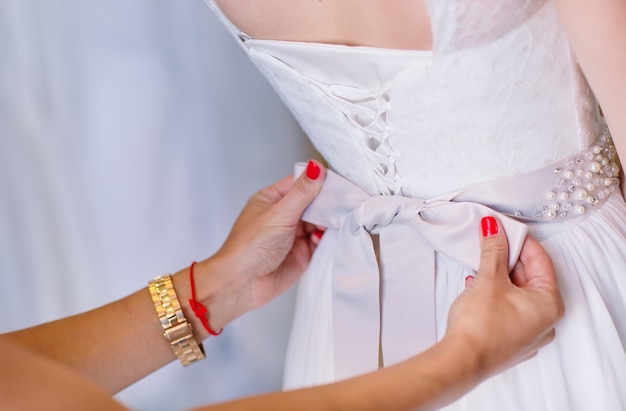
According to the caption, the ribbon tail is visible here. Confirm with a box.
[332,226,381,381]
[379,225,437,367]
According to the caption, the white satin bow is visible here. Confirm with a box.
[295,163,529,381]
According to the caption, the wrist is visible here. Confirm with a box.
[435,333,486,388]
[171,256,251,338]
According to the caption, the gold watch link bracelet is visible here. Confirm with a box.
[148,274,205,366]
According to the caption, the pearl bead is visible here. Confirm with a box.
[575,205,586,214]
[575,169,584,177]
[590,161,602,173]
[549,203,560,210]
[584,183,595,192]
[574,188,588,200]
[545,210,557,220]
[604,178,613,186]
[563,170,574,179]
[584,171,593,180]
[592,145,602,154]
[558,192,569,201]
[546,191,556,200]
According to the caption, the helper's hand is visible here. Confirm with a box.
[445,216,565,379]
[205,160,326,325]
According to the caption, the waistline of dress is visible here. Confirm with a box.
[290,127,620,382]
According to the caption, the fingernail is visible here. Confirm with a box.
[481,216,498,237]
[464,275,475,288]
[312,229,324,241]
[306,160,320,180]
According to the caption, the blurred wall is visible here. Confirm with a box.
[0,1,313,409]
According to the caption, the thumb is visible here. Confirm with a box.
[476,216,510,282]
[276,160,326,222]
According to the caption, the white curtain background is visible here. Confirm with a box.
[0,1,314,410]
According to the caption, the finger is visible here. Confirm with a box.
[517,235,559,290]
[310,229,325,245]
[510,258,529,287]
[275,159,326,223]
[256,175,295,205]
[476,216,510,281]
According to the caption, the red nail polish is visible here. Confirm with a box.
[464,275,475,288]
[306,160,320,180]
[312,229,324,241]
[481,216,498,237]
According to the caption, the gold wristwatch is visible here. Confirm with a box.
[148,274,205,366]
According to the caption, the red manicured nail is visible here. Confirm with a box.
[481,216,498,237]
[464,275,475,288]
[306,160,320,180]
[312,229,324,241]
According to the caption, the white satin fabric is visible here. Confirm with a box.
[203,1,626,409]
[294,162,529,380]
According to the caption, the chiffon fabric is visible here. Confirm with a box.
[205,0,626,409]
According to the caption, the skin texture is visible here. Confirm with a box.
[215,0,433,50]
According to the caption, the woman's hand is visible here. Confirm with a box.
[445,216,565,379]
[195,160,326,328]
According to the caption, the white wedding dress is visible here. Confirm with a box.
[205,0,626,409]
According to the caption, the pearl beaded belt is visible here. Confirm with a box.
[293,129,620,382]
[465,127,620,222]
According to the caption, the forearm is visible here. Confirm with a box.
[195,335,481,411]
[3,257,237,393]
[4,288,169,392]
[0,337,129,411]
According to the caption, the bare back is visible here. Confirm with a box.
[214,0,432,50]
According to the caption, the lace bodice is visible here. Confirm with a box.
[206,0,602,198]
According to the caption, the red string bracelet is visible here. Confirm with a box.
[188,261,223,336]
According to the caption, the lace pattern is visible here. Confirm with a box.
[205,0,604,199]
